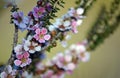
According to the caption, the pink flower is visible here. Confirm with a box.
[71,20,78,33]
[40,70,54,78]
[14,52,32,67]
[34,28,51,43]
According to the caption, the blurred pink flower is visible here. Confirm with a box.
[71,20,78,33]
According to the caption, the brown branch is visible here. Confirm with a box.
[13,26,18,49]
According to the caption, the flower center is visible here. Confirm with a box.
[21,58,27,63]
[29,45,35,50]
[38,11,42,16]
[80,52,85,57]
[17,16,22,23]
[59,25,65,29]
[7,74,13,78]
[39,34,44,39]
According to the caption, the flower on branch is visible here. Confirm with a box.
[34,28,51,43]
[33,7,46,20]
[0,65,16,78]
[12,11,29,31]
[14,52,32,67]
[24,36,41,54]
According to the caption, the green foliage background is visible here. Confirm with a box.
[0,0,120,78]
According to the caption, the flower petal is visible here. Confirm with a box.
[14,60,21,66]
[35,28,41,34]
[19,11,24,17]
[0,72,7,78]
[39,7,45,13]
[24,45,29,51]
[19,23,27,29]
[66,63,76,70]
[65,55,72,62]
[41,28,47,34]
[14,44,23,54]
[76,8,84,15]
[63,21,71,27]
[29,50,35,54]
[35,46,41,51]
[80,52,90,62]
[20,63,27,67]
[77,20,82,26]
[16,54,23,59]
[23,52,30,58]
[39,39,45,43]
[7,65,12,74]
[44,34,51,40]
[34,34,39,40]
[12,12,18,18]
[27,58,32,65]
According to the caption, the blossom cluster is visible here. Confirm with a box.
[11,3,85,68]
[22,41,90,78]
[49,7,84,33]
[0,41,90,78]
[0,0,86,78]
[11,6,84,68]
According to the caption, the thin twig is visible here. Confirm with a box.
[13,26,18,49]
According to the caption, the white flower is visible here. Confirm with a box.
[76,19,83,26]
[24,40,41,54]
[49,25,55,31]
[78,52,90,62]
[76,8,84,15]
[55,18,63,27]
[76,44,86,54]
[64,55,72,62]
[68,7,76,16]
[69,44,76,50]
[65,63,76,70]
[63,21,71,27]
[0,65,16,78]
[14,44,23,55]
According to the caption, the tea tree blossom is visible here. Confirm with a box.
[24,39,41,54]
[33,7,45,20]
[14,44,23,55]
[0,65,16,78]
[28,42,90,78]
[34,28,51,43]
[14,52,32,67]
[0,0,92,77]
[12,11,29,31]
[76,8,84,15]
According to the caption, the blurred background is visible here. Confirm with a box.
[0,0,120,78]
